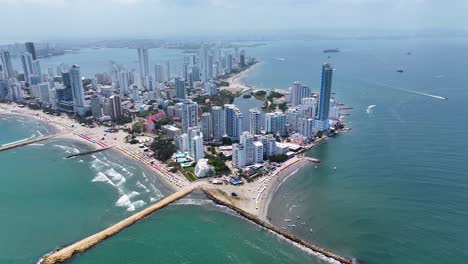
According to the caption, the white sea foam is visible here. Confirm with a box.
[90,157,110,171]
[53,144,80,154]
[29,143,44,146]
[175,198,214,206]
[115,193,135,211]
[92,172,115,186]
[136,181,150,193]
[132,200,146,209]
[105,168,126,186]
[36,130,44,137]
[149,197,157,202]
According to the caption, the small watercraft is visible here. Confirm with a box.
[284,219,292,222]
[288,224,296,227]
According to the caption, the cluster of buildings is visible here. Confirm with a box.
[0,42,254,126]
[1,41,342,178]
[171,63,340,174]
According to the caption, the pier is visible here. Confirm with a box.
[0,132,68,152]
[65,146,113,159]
[202,188,353,264]
[40,187,194,264]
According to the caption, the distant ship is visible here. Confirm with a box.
[323,48,340,53]
[397,69,404,73]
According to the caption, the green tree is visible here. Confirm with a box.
[132,122,146,134]
[150,137,177,161]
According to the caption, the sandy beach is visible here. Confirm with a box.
[220,62,260,94]
[0,103,187,191]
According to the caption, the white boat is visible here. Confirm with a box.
[288,224,296,227]
[284,219,292,222]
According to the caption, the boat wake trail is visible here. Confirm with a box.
[359,79,448,100]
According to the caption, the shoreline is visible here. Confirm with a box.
[221,61,261,94]
[0,103,183,192]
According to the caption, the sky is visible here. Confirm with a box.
[0,0,466,42]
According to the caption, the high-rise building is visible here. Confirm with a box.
[201,112,213,141]
[175,77,186,100]
[317,63,333,131]
[181,99,198,132]
[253,141,264,163]
[240,131,255,165]
[226,53,233,73]
[290,81,311,106]
[109,95,122,120]
[90,96,102,118]
[265,111,287,137]
[232,143,246,169]
[20,52,34,83]
[33,60,42,80]
[25,42,37,60]
[70,65,86,115]
[192,65,201,81]
[211,106,224,142]
[225,104,242,140]
[137,48,149,80]
[298,118,314,138]
[239,50,246,66]
[285,107,299,134]
[165,61,171,81]
[191,135,204,162]
[118,68,130,95]
[203,80,217,96]
[0,51,14,79]
[154,64,164,83]
[249,108,262,135]
[38,82,51,104]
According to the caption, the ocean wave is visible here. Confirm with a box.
[92,172,115,186]
[115,193,135,211]
[136,181,150,193]
[115,191,142,212]
[105,168,127,186]
[53,144,80,154]
[90,157,110,171]
[175,198,214,206]
[36,130,44,137]
[132,200,146,209]
[149,197,157,202]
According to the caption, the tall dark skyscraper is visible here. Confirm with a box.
[317,63,333,121]
[25,42,37,60]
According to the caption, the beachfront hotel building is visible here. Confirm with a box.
[70,65,86,116]
[316,63,333,131]
[225,104,243,141]
[232,143,246,169]
[109,95,122,120]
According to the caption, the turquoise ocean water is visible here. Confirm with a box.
[2,36,468,263]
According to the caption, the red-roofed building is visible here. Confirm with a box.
[145,112,166,132]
